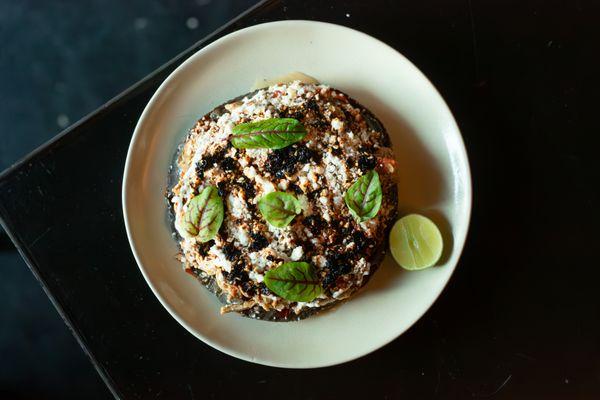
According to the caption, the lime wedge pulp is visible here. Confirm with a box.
[389,214,443,270]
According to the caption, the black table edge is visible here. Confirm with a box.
[0,1,272,398]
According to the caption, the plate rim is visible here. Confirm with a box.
[122,19,472,368]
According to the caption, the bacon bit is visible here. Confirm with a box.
[377,157,397,174]
[184,268,196,277]
[272,90,283,98]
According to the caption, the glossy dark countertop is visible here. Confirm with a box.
[1,0,599,398]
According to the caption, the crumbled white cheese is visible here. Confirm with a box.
[313,255,327,269]
[208,245,232,273]
[360,219,378,235]
[248,251,269,271]
[249,270,264,283]
[278,179,289,190]
[255,174,276,194]
[322,151,349,201]
[227,221,250,246]
[290,246,304,261]
[355,258,370,276]
[297,194,311,215]
[307,171,319,189]
[298,175,309,188]
[331,118,344,132]
[243,166,257,179]
[227,193,250,220]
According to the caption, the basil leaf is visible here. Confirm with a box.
[258,191,301,228]
[231,118,307,149]
[344,170,383,222]
[264,262,324,302]
[182,186,224,242]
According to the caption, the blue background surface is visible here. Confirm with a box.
[0,1,256,398]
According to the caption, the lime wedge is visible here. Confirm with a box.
[389,214,443,270]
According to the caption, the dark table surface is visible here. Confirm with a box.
[1,0,599,398]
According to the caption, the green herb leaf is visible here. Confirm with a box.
[264,262,324,302]
[231,118,307,149]
[182,186,224,242]
[344,170,383,222]
[258,191,301,228]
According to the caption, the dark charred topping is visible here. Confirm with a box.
[166,190,175,202]
[222,242,242,262]
[288,182,303,195]
[331,218,353,239]
[240,281,257,297]
[204,148,227,168]
[220,157,236,172]
[226,262,249,284]
[305,99,320,113]
[338,230,374,260]
[323,254,352,289]
[249,232,269,252]
[302,214,326,235]
[209,111,221,121]
[345,157,355,168]
[341,108,355,124]
[297,145,319,164]
[352,230,369,252]
[195,147,228,179]
[195,240,214,257]
[297,238,316,257]
[322,272,338,289]
[258,282,272,296]
[290,110,305,121]
[304,98,330,131]
[265,144,318,179]
[378,127,391,147]
[266,254,277,262]
[307,189,321,201]
[280,107,306,122]
[331,147,342,157]
[235,176,256,200]
[308,118,330,131]
[358,154,377,172]
[340,223,353,238]
[195,163,205,180]
[217,181,227,198]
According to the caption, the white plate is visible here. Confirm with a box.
[122,20,471,368]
